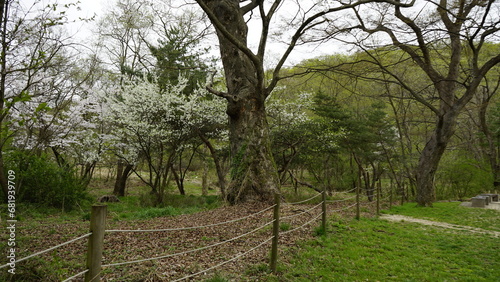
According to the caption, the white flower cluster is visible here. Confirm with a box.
[267,89,313,129]
[7,70,228,170]
[99,76,228,164]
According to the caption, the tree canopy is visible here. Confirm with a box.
[1,0,499,208]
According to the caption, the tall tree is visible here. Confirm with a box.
[336,0,500,206]
[195,0,279,204]
[193,0,406,204]
[96,0,155,196]
[0,0,80,202]
[149,9,211,94]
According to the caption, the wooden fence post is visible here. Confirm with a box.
[270,193,280,273]
[389,178,393,210]
[376,179,380,217]
[85,205,107,282]
[356,173,361,220]
[322,188,327,233]
[400,182,405,206]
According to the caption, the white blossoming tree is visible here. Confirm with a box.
[0,0,90,202]
[103,76,226,202]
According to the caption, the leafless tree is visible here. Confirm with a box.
[193,0,415,204]
[328,0,500,206]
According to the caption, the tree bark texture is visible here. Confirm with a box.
[198,132,227,196]
[415,114,457,206]
[415,74,461,206]
[113,161,133,197]
[199,0,280,204]
[407,1,500,206]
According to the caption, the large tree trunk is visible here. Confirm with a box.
[225,102,279,203]
[415,110,458,206]
[198,132,227,196]
[477,87,500,190]
[201,0,280,204]
[113,161,133,197]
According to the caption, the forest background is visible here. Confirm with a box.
[1,0,499,211]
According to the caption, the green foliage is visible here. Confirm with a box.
[111,194,221,220]
[4,151,90,211]
[132,206,183,219]
[204,273,231,282]
[313,92,395,158]
[162,194,220,208]
[149,19,210,95]
[487,101,500,141]
[436,152,492,200]
[245,263,272,277]
[312,91,350,123]
[313,225,326,236]
[305,91,397,191]
[279,222,291,231]
[230,142,248,179]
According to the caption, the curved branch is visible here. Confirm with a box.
[195,0,264,89]
[206,70,234,101]
[266,0,416,96]
[257,0,282,60]
[241,0,262,15]
[394,1,432,68]
[458,52,500,108]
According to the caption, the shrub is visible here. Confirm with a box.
[5,151,89,211]
[436,154,492,200]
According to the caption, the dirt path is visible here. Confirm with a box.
[380,214,500,238]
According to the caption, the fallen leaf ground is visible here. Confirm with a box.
[2,198,380,281]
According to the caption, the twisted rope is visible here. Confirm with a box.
[102,219,275,268]
[0,233,91,269]
[171,237,274,282]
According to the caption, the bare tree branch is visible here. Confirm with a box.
[241,0,262,15]
[195,0,264,89]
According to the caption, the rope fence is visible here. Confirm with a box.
[326,193,358,203]
[333,186,358,194]
[102,219,275,268]
[0,232,91,270]
[284,192,322,205]
[281,202,323,220]
[281,212,324,236]
[3,184,398,281]
[62,269,89,282]
[329,202,358,212]
[171,236,274,282]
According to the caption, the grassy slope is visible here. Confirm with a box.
[383,202,500,231]
[250,202,500,282]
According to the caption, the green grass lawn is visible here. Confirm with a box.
[382,201,500,231]
[247,202,499,282]
[261,217,499,281]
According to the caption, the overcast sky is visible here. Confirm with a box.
[20,0,339,67]
[76,0,338,64]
